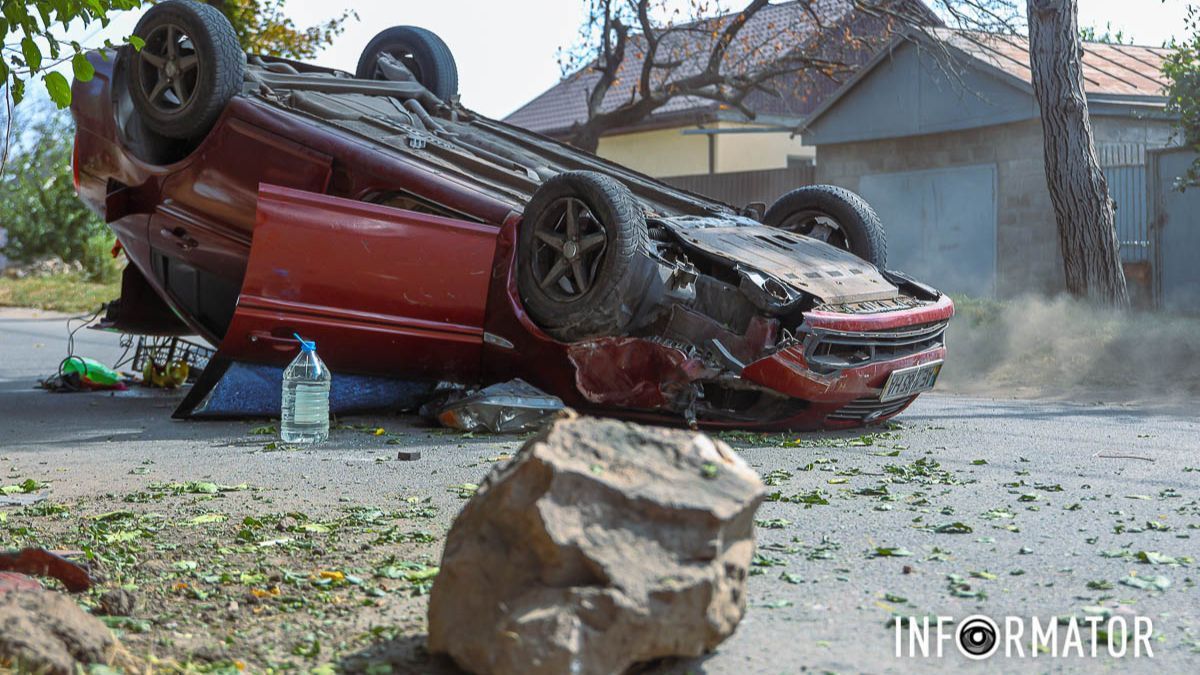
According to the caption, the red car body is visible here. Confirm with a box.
[72,50,952,431]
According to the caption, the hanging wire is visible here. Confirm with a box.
[112,333,137,371]
[56,306,107,380]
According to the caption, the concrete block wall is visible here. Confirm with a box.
[816,119,1062,297]
[814,116,1177,298]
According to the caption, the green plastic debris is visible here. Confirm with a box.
[61,356,121,387]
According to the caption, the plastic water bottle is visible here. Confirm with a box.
[280,334,331,444]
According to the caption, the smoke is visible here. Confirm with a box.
[938,295,1200,401]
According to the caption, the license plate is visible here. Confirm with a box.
[879,361,943,402]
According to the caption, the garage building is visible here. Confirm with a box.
[802,28,1178,300]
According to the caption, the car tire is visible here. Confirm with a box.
[518,171,652,342]
[763,185,888,267]
[356,26,459,101]
[126,0,244,140]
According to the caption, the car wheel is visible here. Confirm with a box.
[356,26,459,101]
[518,171,652,342]
[763,185,888,268]
[126,0,244,140]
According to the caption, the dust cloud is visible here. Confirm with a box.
[938,295,1200,401]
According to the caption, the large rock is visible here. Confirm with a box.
[0,590,138,674]
[427,414,765,675]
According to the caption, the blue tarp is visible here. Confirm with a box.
[187,361,434,418]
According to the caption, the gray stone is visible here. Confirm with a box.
[427,414,765,675]
[0,590,138,674]
[97,589,137,617]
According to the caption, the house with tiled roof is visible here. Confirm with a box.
[802,27,1180,301]
[505,0,935,179]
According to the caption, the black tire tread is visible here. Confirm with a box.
[763,184,888,268]
[518,171,651,341]
[128,0,243,139]
[356,26,458,101]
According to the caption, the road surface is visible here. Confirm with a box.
[2,307,1198,673]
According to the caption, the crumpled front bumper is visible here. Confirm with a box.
[739,294,954,428]
[562,296,954,431]
[743,344,947,406]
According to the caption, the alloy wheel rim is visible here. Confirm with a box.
[137,22,201,114]
[531,197,608,301]
[781,210,850,251]
[375,49,423,82]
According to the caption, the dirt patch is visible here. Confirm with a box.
[940,295,1200,401]
[0,482,447,671]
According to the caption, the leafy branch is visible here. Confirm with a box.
[1,0,146,109]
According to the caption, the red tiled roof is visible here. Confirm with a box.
[505,0,915,137]
[932,28,1170,97]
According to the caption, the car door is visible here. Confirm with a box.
[148,118,335,341]
[218,184,499,383]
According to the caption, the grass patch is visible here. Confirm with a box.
[0,274,119,314]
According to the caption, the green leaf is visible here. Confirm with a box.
[45,71,72,108]
[127,34,145,50]
[756,598,793,609]
[1119,573,1170,591]
[188,513,227,525]
[2,479,46,494]
[871,546,913,558]
[755,518,791,529]
[72,52,96,82]
[1135,551,1187,566]
[21,37,42,71]
[934,521,973,534]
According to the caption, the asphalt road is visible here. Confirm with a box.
[2,307,1199,673]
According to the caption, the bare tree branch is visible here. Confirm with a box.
[560,0,1022,152]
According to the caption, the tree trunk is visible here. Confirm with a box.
[1027,0,1129,306]
[569,125,602,154]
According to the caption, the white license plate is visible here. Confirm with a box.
[879,361,943,402]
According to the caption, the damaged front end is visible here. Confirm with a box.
[486,215,953,431]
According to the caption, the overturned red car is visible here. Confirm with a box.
[71,0,952,430]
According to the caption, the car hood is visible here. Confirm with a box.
[661,216,899,305]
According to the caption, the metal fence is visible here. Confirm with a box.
[659,165,816,209]
[1098,143,1150,264]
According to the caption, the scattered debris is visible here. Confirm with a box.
[40,356,128,392]
[1094,453,1156,462]
[394,450,422,461]
[426,379,565,433]
[0,256,83,279]
[130,335,212,388]
[427,414,765,674]
[0,549,92,593]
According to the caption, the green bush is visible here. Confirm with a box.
[1164,5,1200,188]
[1,105,118,282]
